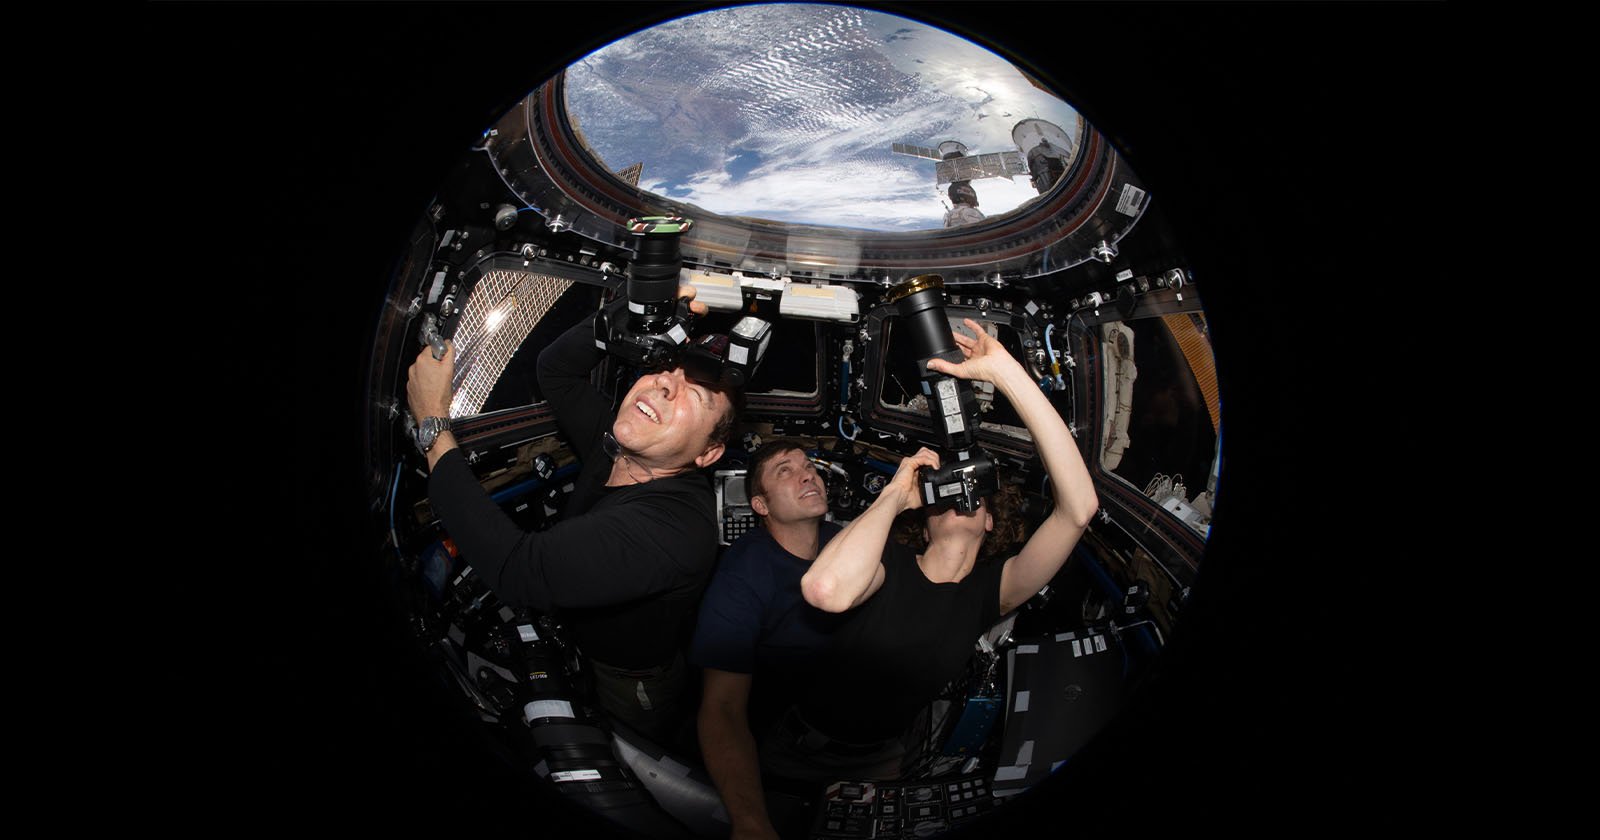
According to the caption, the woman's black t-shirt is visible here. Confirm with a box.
[798,540,1004,743]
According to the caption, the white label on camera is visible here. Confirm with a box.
[628,301,646,314]
[1072,639,1083,657]
[518,624,539,642]
[938,482,963,498]
[1015,644,1038,654]
[937,379,958,400]
[994,766,1028,781]
[1094,635,1107,653]
[1055,632,1076,642]
[523,699,574,722]
[1015,740,1035,766]
[729,344,749,365]
[551,769,603,783]
[1116,184,1148,216]
[943,413,965,434]
[1013,690,1030,713]
[668,323,689,344]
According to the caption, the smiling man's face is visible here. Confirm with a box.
[751,447,828,526]
[611,367,730,471]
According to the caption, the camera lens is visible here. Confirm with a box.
[626,216,692,334]
[888,274,978,454]
[890,275,961,368]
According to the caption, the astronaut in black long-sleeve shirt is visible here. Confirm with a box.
[406,288,739,745]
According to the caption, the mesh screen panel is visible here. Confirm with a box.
[448,270,573,417]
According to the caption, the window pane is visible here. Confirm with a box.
[564,4,1083,232]
[1099,315,1218,537]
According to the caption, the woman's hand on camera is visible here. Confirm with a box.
[886,447,941,512]
[925,318,1022,384]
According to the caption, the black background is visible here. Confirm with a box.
[155,1,1442,834]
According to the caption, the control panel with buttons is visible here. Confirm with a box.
[714,469,759,545]
[808,773,998,839]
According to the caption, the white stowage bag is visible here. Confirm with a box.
[1101,322,1137,470]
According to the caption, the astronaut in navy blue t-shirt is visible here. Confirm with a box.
[690,441,843,840]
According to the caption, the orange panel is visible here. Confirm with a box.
[1162,314,1220,434]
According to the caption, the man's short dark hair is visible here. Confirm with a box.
[745,439,806,513]
[706,385,745,449]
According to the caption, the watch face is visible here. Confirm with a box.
[415,417,441,451]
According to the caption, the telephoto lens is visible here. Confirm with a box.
[625,215,693,335]
[887,274,978,453]
[888,274,963,377]
[887,274,998,512]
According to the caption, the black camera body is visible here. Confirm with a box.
[889,274,999,513]
[919,452,999,512]
[596,292,697,370]
[595,215,770,388]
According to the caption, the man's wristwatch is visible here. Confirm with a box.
[413,415,451,454]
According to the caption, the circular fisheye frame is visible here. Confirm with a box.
[365,5,1213,839]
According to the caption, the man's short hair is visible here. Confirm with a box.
[705,385,745,449]
[745,439,807,513]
